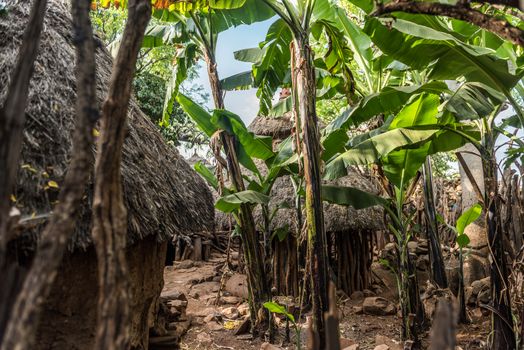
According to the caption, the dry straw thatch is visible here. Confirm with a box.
[0,0,214,251]
[216,115,384,234]
[247,112,294,140]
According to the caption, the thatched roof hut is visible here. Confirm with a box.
[215,172,383,233]
[216,114,384,296]
[216,115,383,233]
[1,1,213,349]
[247,112,294,140]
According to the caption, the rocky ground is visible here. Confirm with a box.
[156,249,490,350]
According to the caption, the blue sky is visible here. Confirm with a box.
[184,18,276,126]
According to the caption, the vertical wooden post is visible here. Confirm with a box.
[90,1,151,348]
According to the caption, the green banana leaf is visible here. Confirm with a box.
[215,190,270,213]
[442,82,506,120]
[325,81,448,133]
[194,161,219,190]
[322,185,388,209]
[364,17,520,93]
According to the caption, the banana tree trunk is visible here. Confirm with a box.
[204,51,270,333]
[291,36,329,349]
[422,157,447,288]
[396,220,425,343]
[483,150,515,350]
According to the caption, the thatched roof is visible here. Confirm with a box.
[248,113,294,141]
[216,168,384,233]
[216,114,384,233]
[0,1,214,251]
[248,113,326,141]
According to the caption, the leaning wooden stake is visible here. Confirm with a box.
[428,299,456,350]
[90,1,151,349]
[325,282,341,350]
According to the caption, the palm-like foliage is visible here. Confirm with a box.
[95,0,524,346]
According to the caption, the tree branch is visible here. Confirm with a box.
[373,1,524,47]
[479,0,522,11]
[90,0,151,348]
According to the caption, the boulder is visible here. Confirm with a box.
[363,289,375,297]
[416,255,430,271]
[343,345,359,350]
[238,302,250,316]
[340,338,357,348]
[471,277,490,295]
[222,306,240,319]
[407,241,418,254]
[417,239,429,253]
[465,286,476,306]
[193,307,217,317]
[362,297,396,316]
[221,295,241,304]
[225,273,249,299]
[204,313,221,323]
[353,306,363,314]
[189,281,220,299]
[206,321,223,331]
[374,345,389,350]
[375,334,402,350]
[463,255,489,286]
[176,260,194,269]
[161,290,187,301]
[169,299,187,313]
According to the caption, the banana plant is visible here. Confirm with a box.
[227,1,393,343]
[155,0,278,334]
[363,12,523,347]
[322,90,485,342]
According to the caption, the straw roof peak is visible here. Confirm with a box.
[1,1,214,251]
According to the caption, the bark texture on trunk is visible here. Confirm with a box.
[422,158,447,288]
[204,51,270,332]
[0,0,47,258]
[90,1,151,349]
[292,37,329,349]
[0,1,99,348]
[483,153,515,350]
[398,242,425,342]
[373,1,524,47]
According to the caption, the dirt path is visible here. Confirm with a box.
[160,252,489,350]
